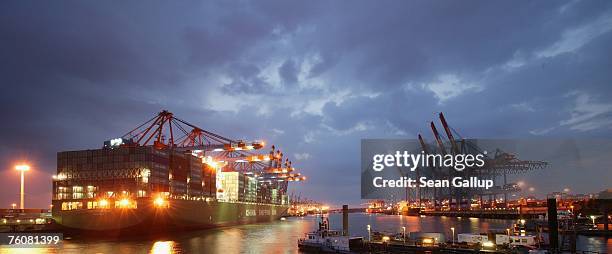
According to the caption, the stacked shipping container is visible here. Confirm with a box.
[55,146,170,200]
[54,146,287,205]
[216,172,259,203]
[202,164,217,198]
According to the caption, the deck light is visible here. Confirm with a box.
[482,241,495,248]
[99,199,109,208]
[119,199,130,207]
[422,238,434,244]
[154,197,167,208]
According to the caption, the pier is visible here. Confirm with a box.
[0,208,54,232]
[419,208,545,219]
[367,241,518,254]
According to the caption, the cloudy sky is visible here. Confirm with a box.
[1,1,611,208]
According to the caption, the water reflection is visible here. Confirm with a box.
[0,213,609,253]
[150,241,176,254]
[326,213,512,238]
[0,248,58,254]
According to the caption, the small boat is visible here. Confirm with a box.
[298,215,364,253]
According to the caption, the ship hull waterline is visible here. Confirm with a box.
[52,199,288,236]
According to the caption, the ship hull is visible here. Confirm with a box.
[52,199,288,234]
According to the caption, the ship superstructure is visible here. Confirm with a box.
[51,110,305,232]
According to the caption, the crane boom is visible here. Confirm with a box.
[430,122,447,154]
[439,112,459,154]
[418,134,430,154]
[114,110,305,184]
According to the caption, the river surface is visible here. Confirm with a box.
[1,213,610,253]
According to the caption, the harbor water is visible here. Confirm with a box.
[1,213,610,253]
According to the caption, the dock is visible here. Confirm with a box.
[365,240,537,254]
[419,208,544,219]
[0,208,55,232]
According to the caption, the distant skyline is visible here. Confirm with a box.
[1,1,612,208]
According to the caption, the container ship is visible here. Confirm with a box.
[51,111,305,233]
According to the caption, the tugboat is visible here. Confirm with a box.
[298,215,364,253]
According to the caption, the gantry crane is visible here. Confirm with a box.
[414,112,548,210]
[116,110,305,185]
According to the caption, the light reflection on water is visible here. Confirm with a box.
[150,241,176,254]
[1,213,609,253]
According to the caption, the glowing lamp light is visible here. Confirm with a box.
[482,241,495,248]
[382,236,390,242]
[15,165,30,171]
[119,199,130,207]
[154,197,167,208]
[99,199,109,208]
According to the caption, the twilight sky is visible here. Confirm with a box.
[1,1,611,208]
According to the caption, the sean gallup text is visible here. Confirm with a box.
[372,176,494,189]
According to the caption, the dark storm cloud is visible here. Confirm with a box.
[220,62,273,94]
[1,0,611,207]
[296,1,612,89]
[279,59,299,86]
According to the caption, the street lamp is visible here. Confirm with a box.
[11,203,16,209]
[15,164,30,209]
[590,215,597,228]
[450,227,455,245]
[367,224,371,242]
[506,228,510,237]
[402,226,406,244]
